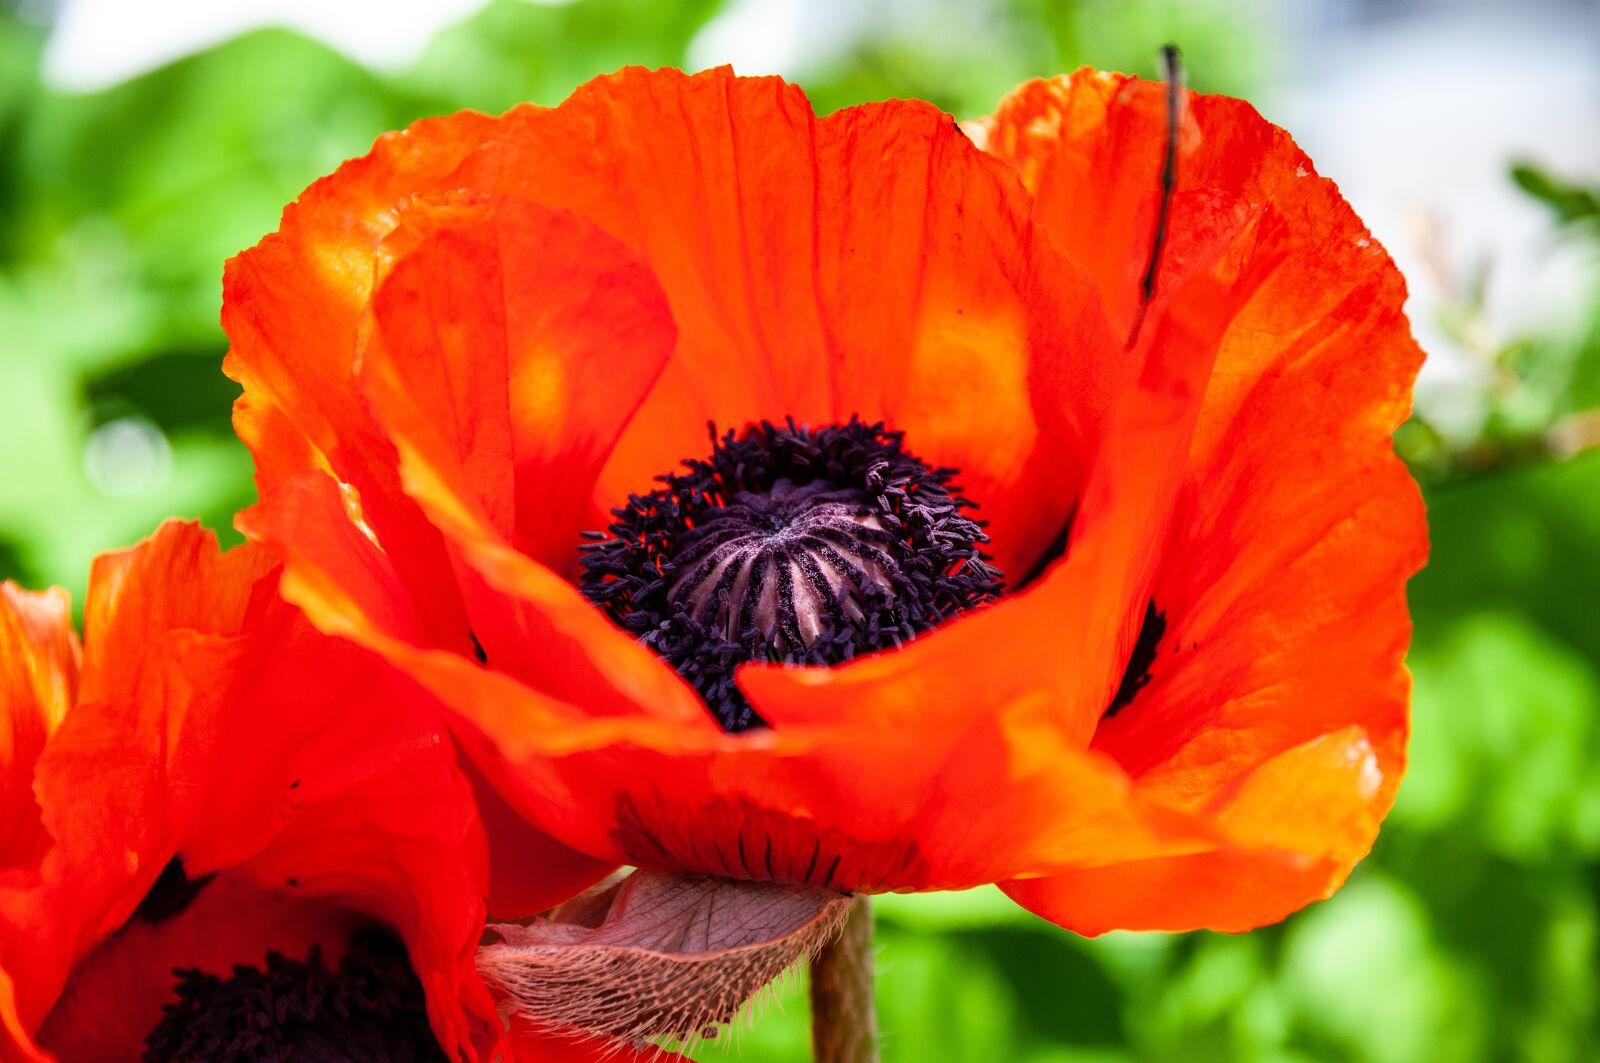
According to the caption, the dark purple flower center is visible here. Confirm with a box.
[143,930,445,1063]
[579,418,1004,731]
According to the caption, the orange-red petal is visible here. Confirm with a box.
[225,109,510,654]
[1003,727,1391,933]
[440,683,1230,894]
[974,71,1426,928]
[223,107,504,503]
[361,194,678,575]
[735,193,1281,747]
[463,759,617,921]
[355,194,708,723]
[440,66,1118,582]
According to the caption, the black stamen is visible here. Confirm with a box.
[143,929,447,1062]
[134,857,214,927]
[1106,600,1167,717]
[1126,43,1185,348]
[580,418,1004,731]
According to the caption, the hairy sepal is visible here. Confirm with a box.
[477,869,853,1044]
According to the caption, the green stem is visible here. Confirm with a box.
[809,895,878,1063]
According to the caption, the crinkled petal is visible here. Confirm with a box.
[441,65,1118,582]
[226,109,509,654]
[356,194,706,723]
[358,194,678,571]
[975,70,1426,927]
[738,188,1284,752]
[223,107,504,500]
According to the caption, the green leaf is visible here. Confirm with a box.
[1511,162,1600,226]
[1399,613,1600,859]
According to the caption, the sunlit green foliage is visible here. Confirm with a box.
[1,2,1596,1059]
[1400,162,1600,490]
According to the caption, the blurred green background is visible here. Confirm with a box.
[3,0,1598,1060]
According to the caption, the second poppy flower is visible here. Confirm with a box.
[0,523,686,1061]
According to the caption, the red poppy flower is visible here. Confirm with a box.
[0,521,679,1062]
[223,62,1425,959]
[0,521,501,1060]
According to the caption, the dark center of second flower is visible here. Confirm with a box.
[580,418,1004,731]
[143,930,446,1063]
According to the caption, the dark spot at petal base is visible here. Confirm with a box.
[134,857,215,927]
[1015,504,1076,590]
[1106,600,1166,717]
[143,930,447,1062]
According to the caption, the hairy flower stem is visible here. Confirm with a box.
[809,895,878,1063]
